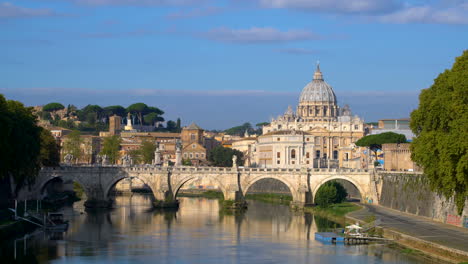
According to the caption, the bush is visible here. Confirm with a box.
[315,181,348,207]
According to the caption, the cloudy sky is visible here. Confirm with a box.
[1,0,467,129]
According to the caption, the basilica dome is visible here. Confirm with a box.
[299,65,337,104]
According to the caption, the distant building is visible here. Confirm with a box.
[181,123,207,165]
[371,118,415,140]
[238,64,365,168]
[109,115,122,135]
[60,135,101,164]
[382,143,420,171]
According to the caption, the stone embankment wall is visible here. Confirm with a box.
[378,173,468,228]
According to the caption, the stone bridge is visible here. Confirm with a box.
[35,165,380,208]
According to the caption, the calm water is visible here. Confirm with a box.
[3,194,429,264]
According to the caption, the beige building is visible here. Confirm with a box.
[238,64,365,168]
[382,143,420,171]
[181,123,208,165]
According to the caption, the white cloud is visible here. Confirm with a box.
[379,5,468,24]
[274,48,318,54]
[71,0,208,6]
[256,0,400,14]
[201,27,320,44]
[0,2,55,18]
[166,6,223,19]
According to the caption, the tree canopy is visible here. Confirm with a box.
[104,105,126,117]
[63,130,83,163]
[43,102,65,112]
[208,146,244,167]
[39,128,60,167]
[224,122,254,136]
[355,132,407,158]
[0,95,42,197]
[101,135,122,164]
[410,50,468,215]
[315,181,348,207]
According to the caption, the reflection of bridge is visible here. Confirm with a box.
[36,165,379,208]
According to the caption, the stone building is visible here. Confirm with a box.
[239,64,365,168]
[382,143,420,171]
[181,123,208,165]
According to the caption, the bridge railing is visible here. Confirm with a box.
[43,165,372,174]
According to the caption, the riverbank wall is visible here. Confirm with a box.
[377,172,468,228]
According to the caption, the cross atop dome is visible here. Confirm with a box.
[313,61,323,81]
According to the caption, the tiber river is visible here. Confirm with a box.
[4,194,433,264]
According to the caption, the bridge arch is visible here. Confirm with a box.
[172,174,229,200]
[103,173,157,199]
[312,175,365,204]
[39,174,88,198]
[242,175,300,202]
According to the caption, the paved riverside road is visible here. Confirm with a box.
[348,204,468,254]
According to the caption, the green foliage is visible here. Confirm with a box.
[208,146,244,167]
[128,149,142,164]
[37,111,52,121]
[127,103,148,126]
[140,140,156,164]
[63,130,83,162]
[101,135,122,164]
[144,112,164,126]
[182,158,192,166]
[0,95,42,195]
[77,104,103,125]
[104,105,126,117]
[410,50,468,215]
[355,132,407,158]
[256,122,270,127]
[224,122,253,136]
[315,181,348,207]
[43,102,65,112]
[39,128,60,167]
[245,193,292,205]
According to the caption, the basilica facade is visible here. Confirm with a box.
[236,64,366,168]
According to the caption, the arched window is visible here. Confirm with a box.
[291,149,296,159]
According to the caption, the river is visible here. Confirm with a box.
[3,194,431,263]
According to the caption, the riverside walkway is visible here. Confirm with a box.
[348,204,468,262]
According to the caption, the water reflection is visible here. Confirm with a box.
[1,194,431,264]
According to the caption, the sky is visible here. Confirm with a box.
[1,0,467,129]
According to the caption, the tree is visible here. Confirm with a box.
[127,103,148,126]
[101,135,121,164]
[104,105,126,117]
[208,146,244,167]
[63,130,83,163]
[410,50,468,215]
[315,181,348,207]
[140,140,156,164]
[176,118,182,132]
[224,122,253,136]
[355,132,407,159]
[78,104,103,124]
[166,120,177,132]
[144,112,164,126]
[0,96,42,199]
[43,102,65,120]
[128,149,142,164]
[39,128,60,167]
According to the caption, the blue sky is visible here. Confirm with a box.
[1,0,467,129]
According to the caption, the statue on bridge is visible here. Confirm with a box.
[175,140,182,166]
[153,145,162,165]
[64,153,74,165]
[232,155,237,168]
[95,154,102,165]
[102,154,109,165]
[121,154,132,166]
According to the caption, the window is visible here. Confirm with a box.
[192,144,196,149]
[277,152,281,158]
[278,125,282,130]
[292,161,295,164]
[323,106,327,116]
[306,138,310,142]
[196,154,199,158]
[323,153,327,159]
[306,152,310,158]
[333,137,339,145]
[291,149,296,159]
[354,125,359,130]
[277,138,280,141]
[345,153,349,160]
[189,153,193,158]
[316,150,320,159]
[201,154,205,158]
[306,161,310,164]
[277,160,280,164]
[184,153,187,158]
[191,133,196,140]
[333,150,338,160]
